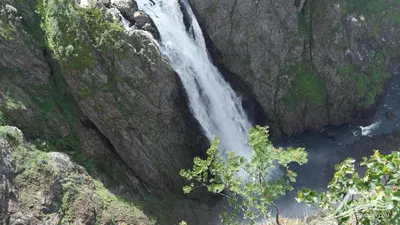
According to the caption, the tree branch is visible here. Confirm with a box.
[272,203,281,225]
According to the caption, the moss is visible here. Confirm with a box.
[0,4,17,40]
[283,61,327,108]
[38,0,126,73]
[243,55,251,66]
[204,5,217,16]
[0,21,15,40]
[93,180,156,224]
[3,133,151,225]
[355,52,390,108]
[336,52,390,109]
[15,146,54,183]
[340,0,400,29]
[297,12,311,38]
[344,0,388,16]
[0,126,24,147]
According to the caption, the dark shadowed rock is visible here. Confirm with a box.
[133,10,160,39]
[110,0,138,21]
[385,111,396,121]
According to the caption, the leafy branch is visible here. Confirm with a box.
[297,151,400,225]
[180,126,308,225]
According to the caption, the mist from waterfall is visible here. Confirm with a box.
[135,0,252,158]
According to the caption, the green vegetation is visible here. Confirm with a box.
[0,4,16,40]
[335,0,400,31]
[297,12,312,39]
[342,0,390,17]
[204,5,217,16]
[0,21,14,40]
[38,0,126,72]
[0,0,116,185]
[182,127,400,225]
[339,53,389,109]
[0,125,153,225]
[283,61,327,108]
[181,126,308,224]
[298,151,400,224]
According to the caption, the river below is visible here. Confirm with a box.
[275,72,400,217]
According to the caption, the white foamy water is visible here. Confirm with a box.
[360,120,382,136]
[119,13,132,29]
[136,0,252,158]
[79,0,90,7]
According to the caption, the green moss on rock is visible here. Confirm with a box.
[0,4,17,40]
[284,61,327,108]
[6,131,153,225]
[0,21,15,40]
[357,52,390,108]
[38,0,126,73]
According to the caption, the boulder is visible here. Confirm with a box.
[110,0,138,21]
[385,111,396,121]
[133,10,160,39]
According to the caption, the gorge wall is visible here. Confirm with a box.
[0,0,213,224]
[188,0,400,135]
[1,0,400,224]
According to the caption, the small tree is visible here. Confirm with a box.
[180,126,308,225]
[297,151,400,225]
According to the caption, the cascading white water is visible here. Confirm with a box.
[135,0,252,158]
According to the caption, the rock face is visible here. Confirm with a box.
[0,0,215,223]
[133,10,160,39]
[110,0,138,21]
[37,0,203,190]
[0,126,153,224]
[189,0,400,135]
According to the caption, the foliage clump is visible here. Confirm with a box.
[38,0,126,72]
[0,4,17,40]
[181,126,308,224]
[182,126,400,225]
[298,151,400,225]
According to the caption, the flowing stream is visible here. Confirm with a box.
[136,0,252,158]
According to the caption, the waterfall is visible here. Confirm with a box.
[136,0,252,158]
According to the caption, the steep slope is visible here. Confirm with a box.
[38,0,205,190]
[0,0,215,224]
[0,126,154,224]
[189,0,400,135]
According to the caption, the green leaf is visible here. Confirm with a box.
[208,184,225,193]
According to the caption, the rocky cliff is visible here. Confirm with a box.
[0,126,153,224]
[38,0,205,190]
[0,126,216,224]
[0,0,213,224]
[1,0,205,190]
[189,0,400,135]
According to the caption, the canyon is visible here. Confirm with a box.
[0,0,399,224]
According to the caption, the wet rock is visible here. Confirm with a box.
[110,0,138,21]
[133,10,160,39]
[324,129,339,141]
[385,111,396,121]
